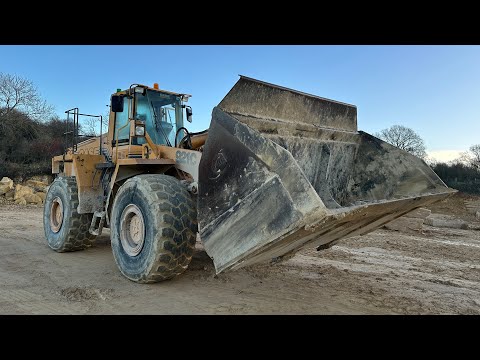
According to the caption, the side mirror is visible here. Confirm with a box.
[185,106,193,123]
[111,95,124,112]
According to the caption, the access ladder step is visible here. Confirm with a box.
[89,211,106,236]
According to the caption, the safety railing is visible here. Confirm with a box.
[64,108,104,156]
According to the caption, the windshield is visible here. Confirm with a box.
[135,89,183,146]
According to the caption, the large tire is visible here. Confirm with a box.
[43,177,97,252]
[110,174,197,283]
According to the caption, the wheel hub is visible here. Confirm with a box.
[50,197,64,233]
[119,204,145,257]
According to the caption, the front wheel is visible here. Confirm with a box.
[110,175,197,283]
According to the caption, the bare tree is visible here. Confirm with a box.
[461,144,480,170]
[375,125,427,159]
[81,117,96,137]
[81,112,109,137]
[0,73,54,121]
[102,107,110,135]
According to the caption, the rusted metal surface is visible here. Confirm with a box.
[198,76,456,273]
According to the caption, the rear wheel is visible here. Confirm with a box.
[110,174,197,283]
[43,177,97,252]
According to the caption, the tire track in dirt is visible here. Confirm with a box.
[1,203,480,314]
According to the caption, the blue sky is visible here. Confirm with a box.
[1,45,478,161]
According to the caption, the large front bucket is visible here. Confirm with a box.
[198,76,455,273]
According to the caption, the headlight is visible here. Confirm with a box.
[135,126,145,136]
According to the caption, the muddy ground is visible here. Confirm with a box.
[1,193,479,314]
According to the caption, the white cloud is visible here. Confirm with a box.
[426,150,464,163]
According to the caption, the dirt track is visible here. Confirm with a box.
[1,201,480,314]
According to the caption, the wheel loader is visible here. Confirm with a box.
[43,76,456,283]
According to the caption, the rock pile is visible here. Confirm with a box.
[0,176,50,205]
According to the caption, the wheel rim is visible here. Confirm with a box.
[119,204,146,257]
[49,197,64,233]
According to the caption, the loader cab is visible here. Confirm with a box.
[110,84,190,154]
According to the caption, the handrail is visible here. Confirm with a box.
[115,120,131,162]
[64,108,103,156]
